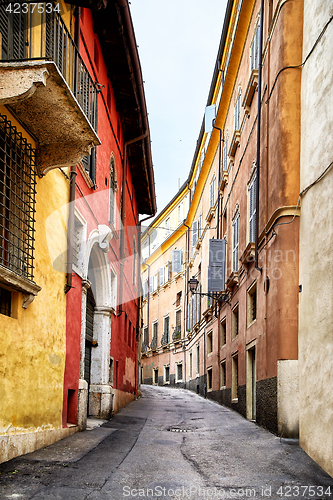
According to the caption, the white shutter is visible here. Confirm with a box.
[223,138,228,171]
[192,220,198,248]
[159,267,164,287]
[249,175,257,242]
[149,276,153,294]
[233,215,239,272]
[172,250,182,274]
[210,179,215,207]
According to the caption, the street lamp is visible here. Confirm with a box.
[188,276,230,304]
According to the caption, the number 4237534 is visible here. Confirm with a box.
[5,3,60,14]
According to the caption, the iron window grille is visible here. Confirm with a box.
[0,4,98,133]
[0,114,36,282]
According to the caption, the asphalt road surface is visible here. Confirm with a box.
[0,385,332,499]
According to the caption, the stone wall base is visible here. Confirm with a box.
[112,389,135,414]
[0,426,78,464]
[89,384,113,420]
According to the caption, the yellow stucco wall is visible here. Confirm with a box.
[0,107,69,436]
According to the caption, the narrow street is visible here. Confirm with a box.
[0,386,332,500]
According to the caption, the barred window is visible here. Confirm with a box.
[0,114,36,282]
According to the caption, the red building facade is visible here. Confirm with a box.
[62,0,156,429]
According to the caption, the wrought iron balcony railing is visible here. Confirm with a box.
[161,333,169,346]
[0,5,98,133]
[172,326,181,342]
[150,336,158,351]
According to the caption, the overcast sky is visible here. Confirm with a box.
[130,0,228,215]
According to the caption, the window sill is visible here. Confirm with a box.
[206,206,216,223]
[226,272,239,290]
[247,318,257,329]
[0,265,41,309]
[240,242,255,269]
[242,69,258,115]
[229,130,241,160]
[232,398,239,403]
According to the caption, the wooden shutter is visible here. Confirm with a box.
[172,249,182,274]
[233,215,239,272]
[208,239,226,292]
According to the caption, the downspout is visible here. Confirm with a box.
[255,0,264,272]
[118,132,148,315]
[65,165,77,294]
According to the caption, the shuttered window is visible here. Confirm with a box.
[159,266,165,287]
[223,137,229,171]
[232,213,239,272]
[172,249,182,274]
[208,239,226,293]
[109,157,116,225]
[249,174,257,243]
[210,178,215,207]
[234,91,241,131]
[250,21,260,72]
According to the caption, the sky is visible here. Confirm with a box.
[130,0,228,215]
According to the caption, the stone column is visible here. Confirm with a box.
[77,279,91,430]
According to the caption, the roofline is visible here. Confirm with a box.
[116,0,157,216]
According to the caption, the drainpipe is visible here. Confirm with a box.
[118,132,148,315]
[255,0,264,272]
[65,165,77,294]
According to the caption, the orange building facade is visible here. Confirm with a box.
[141,0,303,438]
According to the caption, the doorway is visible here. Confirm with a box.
[246,346,256,421]
[84,286,95,414]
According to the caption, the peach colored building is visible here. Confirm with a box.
[141,0,303,438]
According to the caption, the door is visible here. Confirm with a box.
[246,346,256,421]
[84,287,95,399]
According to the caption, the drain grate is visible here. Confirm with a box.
[167,427,191,433]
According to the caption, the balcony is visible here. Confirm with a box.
[161,333,169,348]
[172,326,181,343]
[0,7,100,176]
[150,336,158,351]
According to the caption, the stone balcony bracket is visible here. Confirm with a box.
[0,61,101,176]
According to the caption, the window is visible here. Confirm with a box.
[164,365,170,384]
[109,357,114,384]
[109,156,117,226]
[159,266,165,287]
[175,309,181,337]
[0,286,11,317]
[153,273,158,291]
[165,218,170,238]
[248,173,257,243]
[196,344,200,375]
[143,279,148,299]
[176,291,182,307]
[250,21,260,72]
[209,177,215,207]
[110,267,117,310]
[220,360,226,388]
[247,282,257,326]
[207,367,213,391]
[73,212,86,276]
[0,114,36,282]
[163,316,170,343]
[143,326,149,346]
[220,318,226,346]
[232,304,239,339]
[191,219,199,256]
[207,330,213,355]
[132,238,137,286]
[153,321,158,339]
[176,362,183,382]
[149,275,153,294]
[81,147,96,184]
[189,352,193,380]
[128,320,132,347]
[235,90,241,131]
[232,212,239,272]
[222,136,229,171]
[178,203,183,224]
[172,249,182,274]
[232,355,238,400]
[153,368,159,385]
